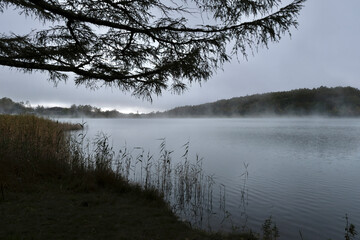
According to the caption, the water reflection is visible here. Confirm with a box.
[63,117,360,240]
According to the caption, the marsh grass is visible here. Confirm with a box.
[0,115,260,240]
[0,115,70,189]
[67,128,359,240]
[90,135,251,231]
[0,115,124,193]
[3,115,355,240]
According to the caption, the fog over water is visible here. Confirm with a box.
[63,117,360,240]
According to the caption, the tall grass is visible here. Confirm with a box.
[0,115,74,189]
[0,115,121,192]
[0,115,248,230]
[74,134,250,230]
[66,128,250,230]
[1,115,357,240]
[62,125,359,240]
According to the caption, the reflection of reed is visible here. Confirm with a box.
[238,162,249,231]
[113,138,250,230]
[216,162,249,232]
[72,132,250,231]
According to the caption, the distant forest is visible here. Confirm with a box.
[159,86,360,117]
[0,98,129,118]
[2,86,360,118]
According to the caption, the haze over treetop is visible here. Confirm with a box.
[3,86,360,117]
[162,87,360,117]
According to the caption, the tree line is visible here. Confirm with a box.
[0,98,126,118]
[3,86,360,118]
[159,86,360,117]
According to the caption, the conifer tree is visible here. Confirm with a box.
[0,0,305,100]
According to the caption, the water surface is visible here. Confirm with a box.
[64,117,360,240]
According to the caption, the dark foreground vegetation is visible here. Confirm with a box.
[0,115,259,240]
[0,115,358,240]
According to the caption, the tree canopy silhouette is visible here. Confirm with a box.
[0,0,305,100]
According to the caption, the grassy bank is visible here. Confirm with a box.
[0,115,257,240]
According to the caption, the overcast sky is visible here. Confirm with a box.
[1,1,359,113]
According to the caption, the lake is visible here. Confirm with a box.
[63,117,360,240]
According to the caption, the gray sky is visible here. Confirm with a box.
[1,1,360,113]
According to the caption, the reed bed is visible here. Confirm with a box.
[0,115,121,192]
[71,133,250,230]
[1,115,356,240]
[0,114,246,230]
[0,115,70,188]
[63,126,358,240]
